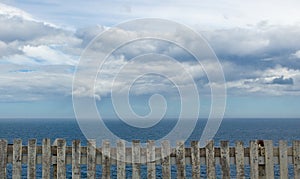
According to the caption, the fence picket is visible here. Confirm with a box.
[220,141,230,179]
[235,141,245,179]
[176,141,185,179]
[161,140,171,179]
[250,141,259,179]
[293,141,300,178]
[264,140,274,178]
[87,139,96,179]
[28,139,37,178]
[279,140,288,179]
[0,139,7,179]
[12,139,22,179]
[117,140,126,179]
[56,139,66,179]
[42,139,51,179]
[206,140,216,179]
[191,141,200,179]
[147,140,156,179]
[72,140,81,179]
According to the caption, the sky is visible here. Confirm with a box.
[0,0,300,118]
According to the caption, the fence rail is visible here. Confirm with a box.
[0,139,299,178]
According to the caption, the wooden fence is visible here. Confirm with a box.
[0,139,299,178]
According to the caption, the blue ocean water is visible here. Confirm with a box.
[0,118,299,145]
[0,118,299,178]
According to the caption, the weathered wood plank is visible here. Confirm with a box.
[0,139,7,179]
[161,140,171,179]
[12,139,22,179]
[191,141,200,179]
[57,139,66,179]
[117,140,126,179]
[235,141,245,179]
[87,139,96,179]
[279,140,288,179]
[249,140,259,179]
[42,139,51,179]
[147,140,156,179]
[264,140,274,178]
[176,141,185,179]
[220,141,230,179]
[132,140,141,179]
[72,140,81,179]
[206,140,216,179]
[28,139,37,179]
[293,141,300,178]
[102,140,111,179]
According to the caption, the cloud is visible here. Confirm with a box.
[291,50,300,59]
[1,2,300,103]
[271,76,294,85]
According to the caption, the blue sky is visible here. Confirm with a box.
[0,0,300,118]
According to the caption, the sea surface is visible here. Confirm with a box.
[0,118,299,178]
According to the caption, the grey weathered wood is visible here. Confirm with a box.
[28,139,37,179]
[249,141,259,179]
[279,140,288,179]
[293,141,300,178]
[147,140,156,179]
[42,139,51,179]
[235,141,245,179]
[132,140,141,179]
[72,140,81,179]
[12,139,22,179]
[102,140,111,179]
[191,141,200,179]
[0,139,7,179]
[117,140,125,179]
[264,140,274,178]
[220,141,230,179]
[176,141,185,179]
[87,139,96,179]
[57,139,66,179]
[161,140,171,179]
[206,140,216,179]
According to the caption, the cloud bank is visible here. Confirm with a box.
[0,2,300,103]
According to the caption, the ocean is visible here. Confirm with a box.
[0,118,299,178]
[0,118,299,145]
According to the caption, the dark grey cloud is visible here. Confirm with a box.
[271,76,294,85]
